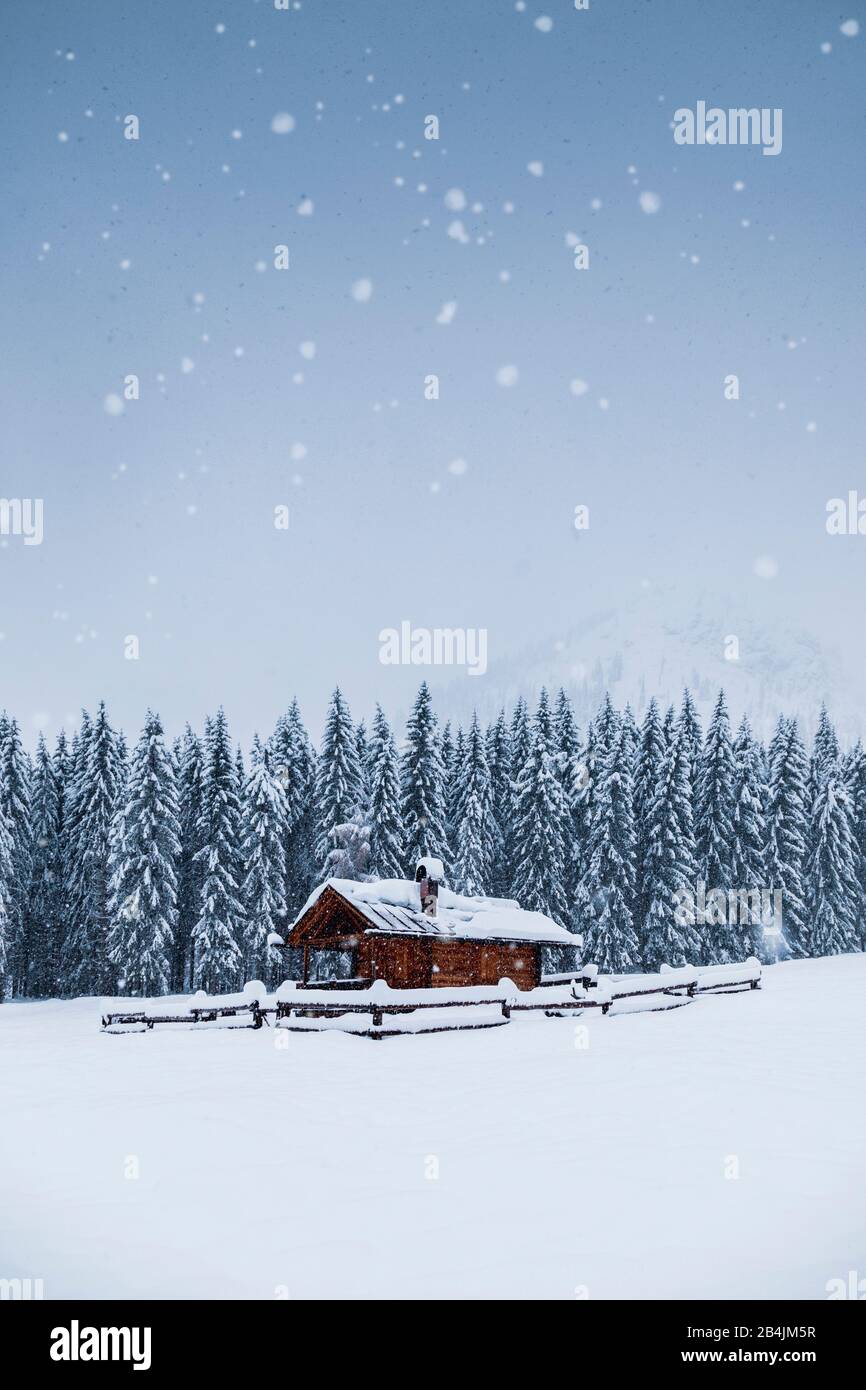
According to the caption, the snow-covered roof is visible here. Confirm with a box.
[295,877,578,946]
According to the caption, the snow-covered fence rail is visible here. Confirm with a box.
[101,999,272,1032]
[100,960,762,1038]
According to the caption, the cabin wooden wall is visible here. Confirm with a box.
[359,936,431,989]
[431,939,540,991]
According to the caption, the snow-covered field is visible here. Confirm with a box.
[1,955,864,1300]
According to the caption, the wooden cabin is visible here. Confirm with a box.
[283,860,580,991]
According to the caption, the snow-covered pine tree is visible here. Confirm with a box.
[730,716,769,959]
[315,688,365,875]
[505,698,531,897]
[451,713,496,897]
[26,735,63,996]
[620,704,640,771]
[107,711,180,997]
[570,717,598,940]
[809,704,840,805]
[580,722,640,972]
[173,726,205,991]
[633,698,666,941]
[271,700,318,918]
[593,693,620,764]
[241,737,288,984]
[679,689,703,783]
[400,682,450,867]
[845,743,866,946]
[484,710,511,898]
[661,703,677,749]
[806,769,860,956]
[51,729,72,986]
[367,705,405,879]
[641,722,702,970]
[0,806,13,999]
[0,714,33,994]
[764,718,811,959]
[440,720,455,790]
[445,725,466,849]
[355,720,371,806]
[325,808,372,880]
[553,689,583,904]
[694,690,736,958]
[192,710,245,993]
[511,689,570,926]
[63,704,123,996]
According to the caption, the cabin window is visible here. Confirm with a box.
[307,948,357,982]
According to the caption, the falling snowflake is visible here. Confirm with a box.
[753,556,778,579]
[271,113,296,134]
[351,278,373,302]
[496,365,519,387]
[639,191,661,214]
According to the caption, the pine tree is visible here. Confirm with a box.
[845,743,866,946]
[367,705,405,879]
[641,723,702,970]
[0,806,13,999]
[26,736,63,996]
[580,722,640,972]
[809,704,840,805]
[806,770,860,956]
[451,714,495,897]
[52,729,72,983]
[445,725,466,848]
[63,704,123,995]
[240,738,288,984]
[401,682,450,867]
[271,700,318,918]
[661,704,677,749]
[315,688,365,875]
[173,727,205,991]
[504,699,532,897]
[553,690,583,903]
[679,688,703,786]
[440,721,455,791]
[355,720,371,805]
[694,690,736,898]
[192,710,244,993]
[765,718,810,959]
[634,698,666,938]
[485,710,512,898]
[593,693,620,764]
[730,716,769,959]
[107,711,180,996]
[620,704,640,771]
[0,714,33,994]
[511,690,569,925]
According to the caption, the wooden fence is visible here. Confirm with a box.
[101,960,761,1039]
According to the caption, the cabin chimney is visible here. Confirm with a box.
[415,857,442,918]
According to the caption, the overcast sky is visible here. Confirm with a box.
[2,1,864,747]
